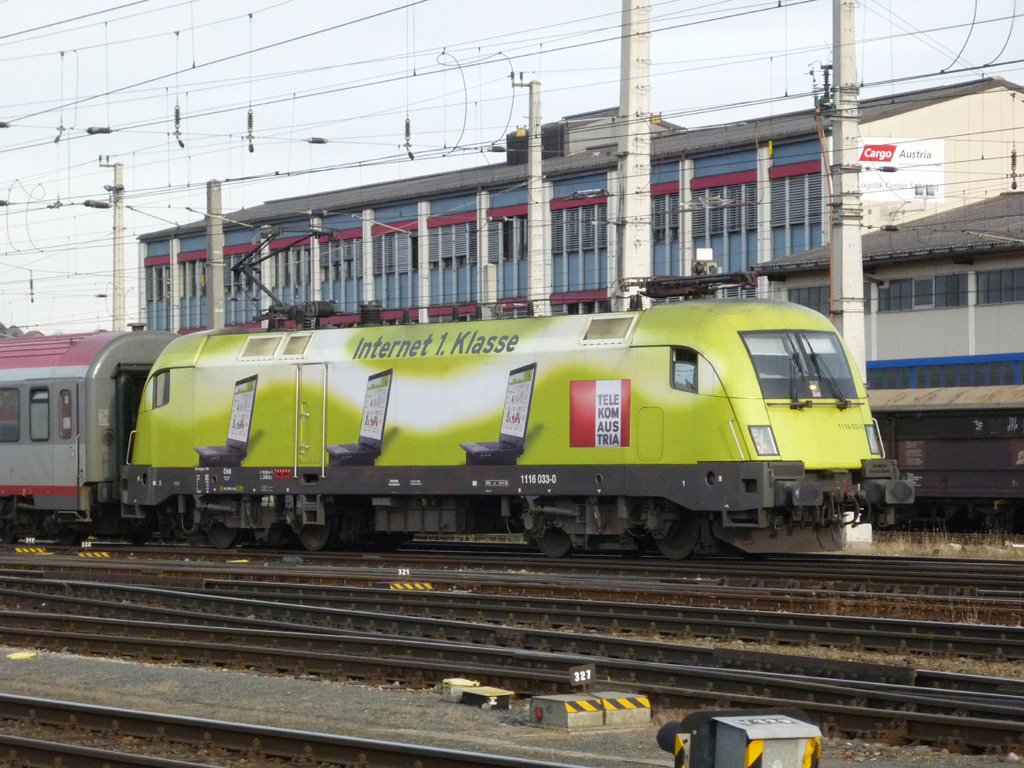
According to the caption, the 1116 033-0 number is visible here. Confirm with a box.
[520,473,557,485]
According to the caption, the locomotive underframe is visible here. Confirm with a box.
[122,458,908,557]
[0,484,147,545]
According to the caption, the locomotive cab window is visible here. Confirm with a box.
[149,370,171,409]
[0,388,18,442]
[741,330,857,403]
[29,388,49,441]
[672,348,698,392]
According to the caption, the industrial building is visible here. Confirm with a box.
[137,76,1024,388]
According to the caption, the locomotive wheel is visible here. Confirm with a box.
[126,522,154,546]
[533,528,572,558]
[297,519,335,552]
[205,523,238,549]
[57,527,84,546]
[654,516,700,561]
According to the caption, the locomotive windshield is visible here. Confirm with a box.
[741,330,857,405]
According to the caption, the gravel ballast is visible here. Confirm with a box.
[0,646,1018,767]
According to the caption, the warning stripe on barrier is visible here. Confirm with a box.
[746,738,764,768]
[564,698,602,714]
[14,547,49,555]
[803,736,821,768]
[387,582,433,591]
[601,695,650,711]
[77,551,111,558]
[674,733,690,768]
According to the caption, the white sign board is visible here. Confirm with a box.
[859,137,944,202]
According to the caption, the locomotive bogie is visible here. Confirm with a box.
[121,301,912,556]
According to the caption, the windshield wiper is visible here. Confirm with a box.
[808,351,850,409]
[789,351,810,409]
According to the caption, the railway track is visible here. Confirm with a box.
[2,546,1022,623]
[0,575,1020,751]
[2,574,1021,665]
[0,694,585,768]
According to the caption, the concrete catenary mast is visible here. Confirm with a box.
[829,0,866,380]
[616,0,653,311]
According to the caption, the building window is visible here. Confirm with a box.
[145,264,172,332]
[879,274,967,312]
[551,202,608,293]
[867,359,1021,390]
[770,173,823,258]
[225,254,258,325]
[373,230,420,310]
[487,215,528,300]
[977,267,1024,305]
[788,285,830,316]
[692,183,757,272]
[652,193,680,243]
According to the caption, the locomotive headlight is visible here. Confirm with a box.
[748,425,780,456]
[865,421,883,456]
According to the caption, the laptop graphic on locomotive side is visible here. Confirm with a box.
[327,368,394,467]
[195,375,258,468]
[460,363,537,465]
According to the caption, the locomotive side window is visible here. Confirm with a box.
[672,348,698,392]
[29,388,49,442]
[59,389,73,439]
[0,388,18,442]
[151,370,171,409]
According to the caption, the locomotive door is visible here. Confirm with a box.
[294,363,327,474]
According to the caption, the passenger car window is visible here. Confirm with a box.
[59,389,73,439]
[0,389,18,442]
[29,388,49,442]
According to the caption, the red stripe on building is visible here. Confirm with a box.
[769,160,822,179]
[371,221,417,236]
[428,211,477,227]
[177,249,206,263]
[144,254,170,266]
[691,169,757,190]
[426,303,477,318]
[268,235,312,249]
[551,289,608,305]
[650,181,680,195]
[487,204,528,219]
[225,243,256,256]
[332,227,363,240]
[551,195,608,211]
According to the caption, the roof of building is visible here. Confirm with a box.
[759,190,1024,277]
[140,77,1023,243]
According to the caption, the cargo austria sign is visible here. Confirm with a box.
[859,137,944,202]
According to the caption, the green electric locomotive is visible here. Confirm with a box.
[122,300,912,558]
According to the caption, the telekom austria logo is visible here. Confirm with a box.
[860,144,897,162]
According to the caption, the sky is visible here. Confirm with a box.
[1,0,1022,334]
